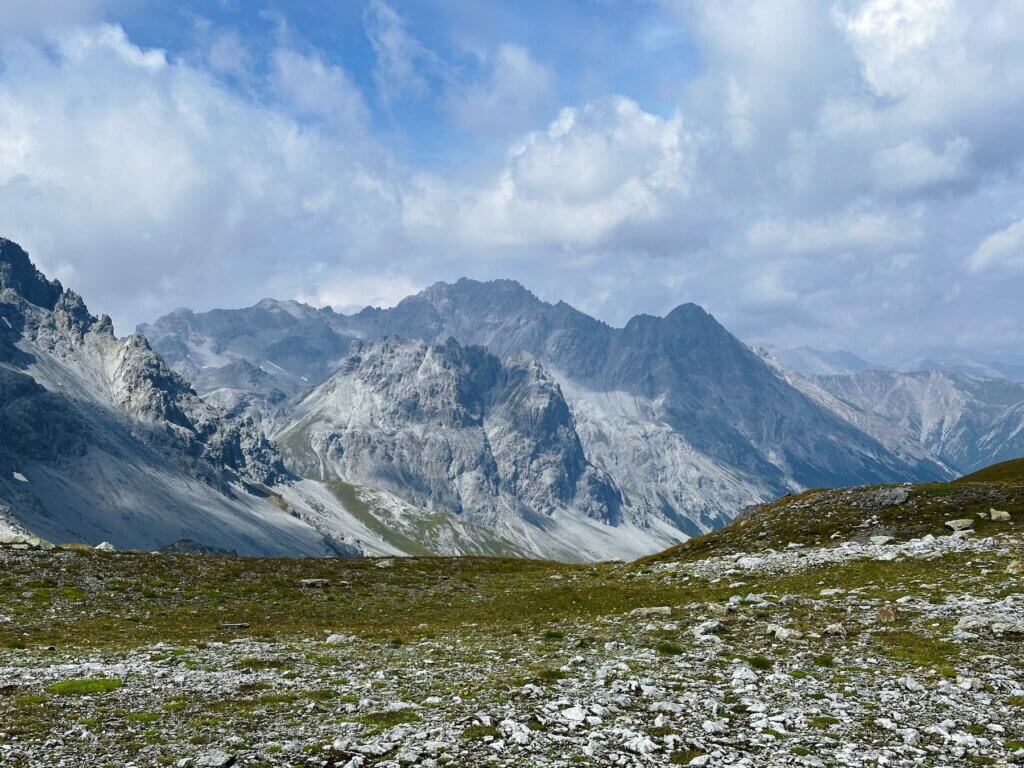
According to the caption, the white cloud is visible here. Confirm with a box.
[293,271,422,314]
[871,136,973,193]
[3,4,1024,360]
[409,97,696,248]
[0,24,402,331]
[0,0,117,38]
[967,217,1024,274]
[748,210,913,255]
[363,0,442,105]
[270,48,370,132]
[839,0,954,99]
[446,44,555,135]
[207,31,252,79]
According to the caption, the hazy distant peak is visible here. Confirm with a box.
[766,345,875,377]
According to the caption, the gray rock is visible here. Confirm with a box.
[195,750,235,768]
[631,606,672,618]
[945,518,975,531]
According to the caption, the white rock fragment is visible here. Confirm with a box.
[195,751,235,768]
[944,518,974,532]
[630,606,672,617]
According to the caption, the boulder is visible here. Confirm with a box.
[944,518,974,532]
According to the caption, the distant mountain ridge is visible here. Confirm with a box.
[808,369,1024,474]
[759,345,875,376]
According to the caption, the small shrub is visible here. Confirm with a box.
[125,711,160,724]
[358,709,421,728]
[47,678,122,696]
[461,724,500,740]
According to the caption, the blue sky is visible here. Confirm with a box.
[111,1,699,167]
[1,1,1024,364]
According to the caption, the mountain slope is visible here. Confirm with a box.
[338,280,943,492]
[271,337,682,560]
[0,238,386,556]
[809,369,1024,474]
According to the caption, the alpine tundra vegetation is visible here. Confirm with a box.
[2,460,1024,765]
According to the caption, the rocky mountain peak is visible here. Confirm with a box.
[0,238,65,310]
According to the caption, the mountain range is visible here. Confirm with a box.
[765,344,1024,383]
[139,275,954,551]
[4,235,1022,560]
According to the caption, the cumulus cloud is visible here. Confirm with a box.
[409,97,696,248]
[967,218,1024,274]
[363,0,443,105]
[292,271,422,314]
[446,44,555,135]
[206,31,252,80]
[0,24,402,331]
[3,2,1024,361]
[270,48,371,132]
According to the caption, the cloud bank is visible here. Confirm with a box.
[0,1,1023,363]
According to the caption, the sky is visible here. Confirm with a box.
[1,0,1023,365]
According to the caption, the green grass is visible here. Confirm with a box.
[125,711,161,724]
[0,551,698,650]
[957,457,1024,484]
[642,471,1024,564]
[876,631,960,668]
[461,724,500,740]
[670,750,706,764]
[358,709,421,728]
[46,677,122,696]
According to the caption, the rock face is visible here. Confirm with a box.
[276,337,622,528]
[804,370,1024,474]
[0,238,336,555]
[336,281,948,528]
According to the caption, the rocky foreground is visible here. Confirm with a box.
[2,470,1024,766]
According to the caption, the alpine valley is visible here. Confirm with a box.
[6,237,1024,560]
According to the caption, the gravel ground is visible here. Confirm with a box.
[2,527,1024,767]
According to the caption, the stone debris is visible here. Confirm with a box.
[944,518,974,531]
[2,517,1024,768]
[0,533,54,551]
